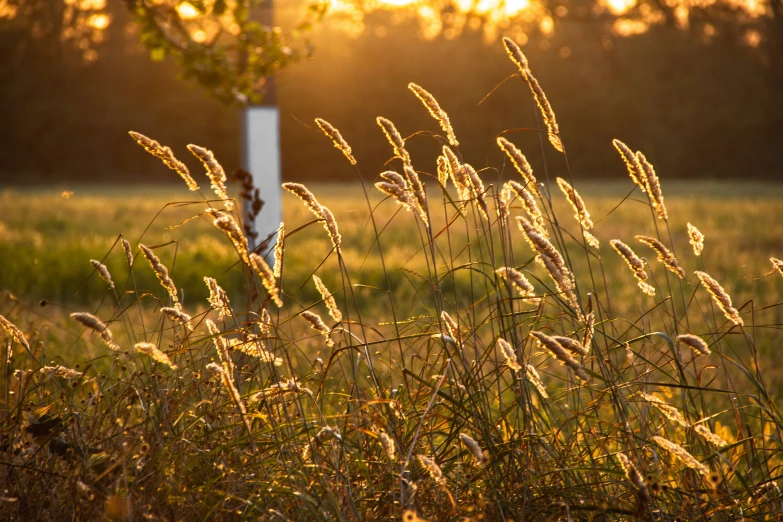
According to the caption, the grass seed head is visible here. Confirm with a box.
[612,139,646,192]
[121,238,134,267]
[459,433,489,466]
[408,83,458,147]
[205,277,232,321]
[250,253,283,308]
[497,337,522,372]
[300,310,334,347]
[282,182,323,218]
[636,235,686,279]
[377,116,411,167]
[134,342,178,370]
[273,222,285,279]
[637,151,668,220]
[530,330,588,381]
[652,436,710,477]
[525,364,549,398]
[770,257,783,277]
[0,314,30,350]
[128,131,198,191]
[610,239,656,296]
[677,333,711,356]
[695,270,743,326]
[139,244,179,305]
[315,118,356,165]
[187,144,231,209]
[161,306,194,331]
[313,274,343,323]
[687,223,705,256]
[90,259,114,289]
[70,312,120,351]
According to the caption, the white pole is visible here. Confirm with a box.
[243,106,281,252]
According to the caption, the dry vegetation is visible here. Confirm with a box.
[1,38,783,521]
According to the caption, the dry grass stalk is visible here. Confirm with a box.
[379,431,396,461]
[134,342,178,370]
[121,238,134,267]
[695,271,744,326]
[139,244,180,306]
[206,362,257,452]
[772,257,783,277]
[376,180,416,215]
[496,267,538,304]
[436,155,449,186]
[377,117,411,167]
[497,337,522,372]
[692,423,728,447]
[462,163,489,220]
[0,315,30,350]
[408,83,458,147]
[205,277,232,321]
[497,137,539,196]
[459,433,489,466]
[282,182,323,219]
[253,378,313,400]
[530,331,589,381]
[635,235,686,279]
[516,216,567,275]
[525,364,549,398]
[301,310,334,348]
[639,392,688,427]
[249,253,283,308]
[612,139,646,191]
[517,217,578,309]
[501,38,563,152]
[636,152,668,220]
[556,177,599,248]
[651,436,710,477]
[320,206,342,250]
[552,335,589,357]
[616,453,649,499]
[583,312,595,350]
[90,259,115,289]
[206,319,234,374]
[315,118,357,165]
[677,334,711,356]
[40,365,83,379]
[504,181,547,237]
[610,239,656,297]
[313,275,343,323]
[273,222,285,279]
[128,131,199,191]
[687,223,705,256]
[209,210,251,267]
[440,311,461,344]
[537,253,580,313]
[402,166,429,223]
[228,336,282,366]
[417,455,446,486]
[70,312,120,350]
[160,306,194,332]
[187,144,231,209]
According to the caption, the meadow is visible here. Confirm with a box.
[2,37,783,521]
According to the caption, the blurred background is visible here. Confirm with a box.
[0,0,781,185]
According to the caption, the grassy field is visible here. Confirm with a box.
[3,37,783,518]
[2,180,781,311]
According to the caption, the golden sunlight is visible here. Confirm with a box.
[604,0,636,15]
[177,1,200,20]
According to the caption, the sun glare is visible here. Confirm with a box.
[177,2,200,20]
[605,0,636,15]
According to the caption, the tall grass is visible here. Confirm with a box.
[2,38,783,520]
